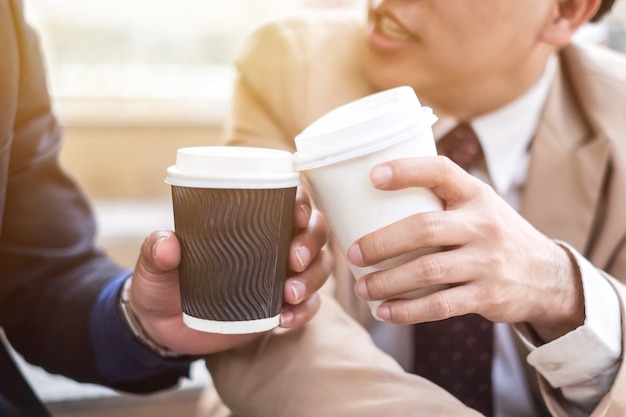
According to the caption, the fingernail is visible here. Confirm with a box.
[153,234,168,259]
[294,247,310,271]
[347,243,364,266]
[376,304,391,321]
[280,310,295,327]
[370,165,393,187]
[288,280,306,303]
[299,203,311,223]
[354,279,369,300]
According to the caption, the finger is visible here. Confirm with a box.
[284,247,333,305]
[293,186,312,230]
[279,292,321,328]
[355,248,491,301]
[354,250,457,301]
[289,209,330,273]
[375,284,485,325]
[134,230,181,277]
[348,210,470,267]
[370,156,483,205]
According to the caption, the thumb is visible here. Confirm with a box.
[135,230,181,278]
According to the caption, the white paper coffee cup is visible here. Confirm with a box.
[293,86,445,318]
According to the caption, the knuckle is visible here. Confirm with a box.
[371,234,388,257]
[404,159,421,179]
[378,272,395,298]
[417,256,445,284]
[366,271,391,299]
[482,216,506,242]
[396,304,415,323]
[428,292,455,319]
[360,233,388,262]
[438,156,457,179]
[419,213,445,244]
[387,301,415,324]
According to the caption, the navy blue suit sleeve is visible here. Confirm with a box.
[0,0,189,392]
[91,273,191,392]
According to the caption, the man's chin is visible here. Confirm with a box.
[363,54,414,93]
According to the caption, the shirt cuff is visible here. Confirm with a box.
[90,272,191,385]
[520,243,622,388]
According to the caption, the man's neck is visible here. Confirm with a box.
[424,49,555,120]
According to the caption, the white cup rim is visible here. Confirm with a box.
[165,146,301,189]
[293,87,437,171]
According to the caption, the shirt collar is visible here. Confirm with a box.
[432,56,557,195]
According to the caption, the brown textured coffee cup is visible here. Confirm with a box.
[166,146,300,334]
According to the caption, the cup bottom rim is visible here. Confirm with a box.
[182,313,280,334]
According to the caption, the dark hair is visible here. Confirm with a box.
[591,0,618,22]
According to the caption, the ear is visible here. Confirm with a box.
[539,0,602,47]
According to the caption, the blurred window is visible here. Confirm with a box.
[24,0,366,125]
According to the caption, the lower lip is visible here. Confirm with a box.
[367,20,414,52]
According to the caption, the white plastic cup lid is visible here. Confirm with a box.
[165,146,301,189]
[293,86,437,171]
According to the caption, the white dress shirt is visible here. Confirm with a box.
[431,55,622,416]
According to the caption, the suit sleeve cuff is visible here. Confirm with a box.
[90,272,191,386]
[519,242,622,388]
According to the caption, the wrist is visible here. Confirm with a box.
[118,276,185,359]
[529,243,585,342]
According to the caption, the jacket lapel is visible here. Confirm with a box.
[520,51,611,258]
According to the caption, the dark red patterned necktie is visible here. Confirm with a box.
[436,122,484,171]
[413,122,493,416]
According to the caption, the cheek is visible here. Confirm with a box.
[363,25,526,94]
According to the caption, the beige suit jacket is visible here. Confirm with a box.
[202,12,626,417]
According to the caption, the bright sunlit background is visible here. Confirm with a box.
[24,0,367,125]
[22,0,626,126]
